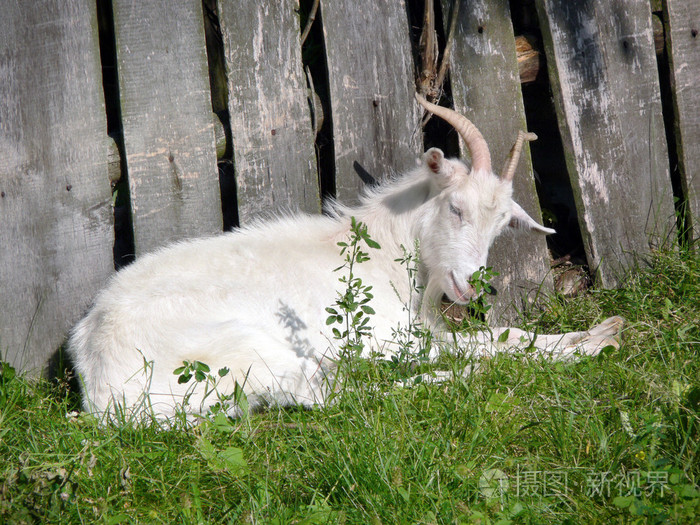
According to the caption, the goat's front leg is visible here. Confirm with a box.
[411,317,625,385]
[455,316,625,360]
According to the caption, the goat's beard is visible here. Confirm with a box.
[419,278,450,327]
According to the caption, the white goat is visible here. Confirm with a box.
[68,95,623,420]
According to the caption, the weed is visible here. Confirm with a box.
[387,242,433,381]
[325,216,381,359]
[173,359,249,419]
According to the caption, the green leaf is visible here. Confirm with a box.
[300,501,336,524]
[628,499,647,516]
[196,437,217,463]
[497,329,510,343]
[197,438,248,474]
[210,411,235,433]
[218,447,248,475]
[234,383,249,414]
[194,361,210,373]
[485,392,506,413]
[680,484,700,498]
[612,495,633,508]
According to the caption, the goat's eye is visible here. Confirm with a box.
[449,203,463,220]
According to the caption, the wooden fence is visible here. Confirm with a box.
[0,0,696,374]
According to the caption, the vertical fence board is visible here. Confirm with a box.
[113,0,222,255]
[664,0,700,238]
[442,0,553,322]
[322,0,421,204]
[218,1,320,223]
[536,0,676,287]
[0,0,113,373]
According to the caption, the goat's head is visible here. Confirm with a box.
[415,94,555,304]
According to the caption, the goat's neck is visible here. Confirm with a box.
[349,194,423,262]
[344,181,435,318]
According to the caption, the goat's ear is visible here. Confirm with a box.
[422,147,445,174]
[422,148,455,188]
[509,201,556,235]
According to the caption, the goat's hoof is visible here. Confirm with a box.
[565,333,619,358]
[564,317,625,358]
[588,316,626,340]
[574,316,626,356]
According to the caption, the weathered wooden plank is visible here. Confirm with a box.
[514,24,666,85]
[0,0,113,373]
[664,0,700,239]
[322,0,421,204]
[536,0,676,287]
[217,1,320,222]
[442,0,553,321]
[113,0,222,255]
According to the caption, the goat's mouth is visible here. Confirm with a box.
[449,271,475,304]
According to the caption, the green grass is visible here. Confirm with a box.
[1,248,698,524]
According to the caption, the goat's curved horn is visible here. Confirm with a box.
[500,131,537,182]
[415,93,491,173]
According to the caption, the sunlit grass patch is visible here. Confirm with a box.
[1,248,698,523]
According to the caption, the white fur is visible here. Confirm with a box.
[68,149,620,420]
